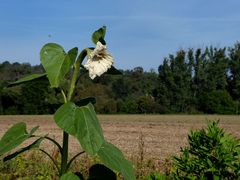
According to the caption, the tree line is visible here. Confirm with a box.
[0,43,240,114]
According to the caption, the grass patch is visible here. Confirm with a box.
[0,151,172,180]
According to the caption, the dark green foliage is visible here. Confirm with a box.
[0,86,21,114]
[20,79,60,114]
[155,44,240,114]
[1,42,240,114]
[228,43,240,110]
[172,121,240,179]
[156,50,192,113]
[199,90,236,114]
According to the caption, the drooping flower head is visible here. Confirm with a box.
[84,41,114,79]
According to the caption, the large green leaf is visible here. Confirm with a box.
[0,123,38,156]
[3,136,45,162]
[8,73,47,87]
[75,103,105,155]
[54,102,77,135]
[67,47,78,66]
[40,43,72,88]
[60,172,80,180]
[92,26,106,45]
[98,142,135,180]
[54,103,104,155]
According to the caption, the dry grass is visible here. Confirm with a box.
[0,114,239,161]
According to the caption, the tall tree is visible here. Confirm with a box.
[157,50,193,112]
[228,43,240,100]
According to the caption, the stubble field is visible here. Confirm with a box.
[0,115,239,161]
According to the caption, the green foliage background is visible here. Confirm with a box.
[1,43,240,114]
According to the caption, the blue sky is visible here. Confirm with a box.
[0,0,240,71]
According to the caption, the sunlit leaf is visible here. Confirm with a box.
[98,141,135,180]
[40,43,73,88]
[67,47,78,69]
[54,103,104,155]
[92,26,106,45]
[0,123,38,156]
[75,103,105,155]
[3,136,45,161]
[8,73,47,87]
[54,102,77,135]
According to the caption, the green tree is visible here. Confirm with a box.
[228,42,240,114]
[200,90,236,114]
[156,50,193,113]
[0,87,21,114]
[20,78,60,114]
[137,95,159,113]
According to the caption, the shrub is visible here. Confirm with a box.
[200,90,236,114]
[172,120,240,179]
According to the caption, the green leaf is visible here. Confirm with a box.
[98,142,135,180]
[0,123,37,156]
[3,136,45,162]
[40,43,72,88]
[75,103,105,155]
[67,47,78,66]
[92,26,106,45]
[54,103,104,155]
[8,73,47,87]
[54,102,77,136]
[60,172,80,180]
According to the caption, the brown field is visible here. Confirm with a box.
[0,115,239,160]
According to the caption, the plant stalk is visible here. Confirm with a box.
[60,131,69,175]
[60,49,87,176]
[67,49,87,102]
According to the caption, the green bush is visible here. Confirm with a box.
[200,90,236,114]
[172,121,240,179]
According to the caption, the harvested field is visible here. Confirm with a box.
[0,115,239,160]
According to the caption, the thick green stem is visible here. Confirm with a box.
[60,49,87,176]
[60,131,69,175]
[67,49,87,102]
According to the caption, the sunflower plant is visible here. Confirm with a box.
[0,26,135,180]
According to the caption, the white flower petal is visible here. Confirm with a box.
[84,41,114,79]
[90,42,106,58]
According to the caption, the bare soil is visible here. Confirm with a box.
[0,115,239,160]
